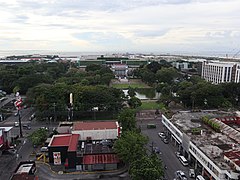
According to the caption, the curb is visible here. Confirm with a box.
[36,161,128,176]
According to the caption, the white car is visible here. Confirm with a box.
[14,122,19,127]
[40,147,48,152]
[158,132,166,138]
[175,170,188,180]
[189,169,195,178]
[175,151,181,158]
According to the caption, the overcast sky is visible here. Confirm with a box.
[0,0,240,55]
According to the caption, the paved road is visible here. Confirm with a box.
[0,94,15,108]
[37,163,129,180]
[138,117,189,180]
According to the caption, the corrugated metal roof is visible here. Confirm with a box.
[73,121,118,131]
[83,154,119,165]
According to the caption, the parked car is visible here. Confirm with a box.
[29,113,35,121]
[158,132,166,139]
[100,139,113,147]
[153,147,161,154]
[40,147,48,152]
[23,124,31,130]
[189,169,195,178]
[147,124,156,129]
[163,138,169,144]
[14,122,19,127]
[175,170,188,180]
[5,148,17,155]
[175,151,181,158]
[40,127,48,130]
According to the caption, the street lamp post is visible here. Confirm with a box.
[18,110,23,138]
[14,92,23,138]
[68,93,73,121]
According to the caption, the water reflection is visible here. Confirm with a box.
[123,88,160,100]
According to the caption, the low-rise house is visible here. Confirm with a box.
[48,134,80,169]
[10,161,37,180]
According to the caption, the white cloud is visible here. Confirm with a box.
[0,0,239,55]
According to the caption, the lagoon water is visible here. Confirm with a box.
[123,88,160,100]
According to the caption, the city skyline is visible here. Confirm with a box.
[0,0,240,56]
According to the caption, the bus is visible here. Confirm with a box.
[179,155,188,166]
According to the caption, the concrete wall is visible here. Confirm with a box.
[72,129,118,140]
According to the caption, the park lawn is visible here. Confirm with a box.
[112,83,149,89]
[139,101,165,110]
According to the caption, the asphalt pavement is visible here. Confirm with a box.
[137,115,190,180]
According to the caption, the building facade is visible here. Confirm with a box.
[201,61,240,84]
[162,113,240,180]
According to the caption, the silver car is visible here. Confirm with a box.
[175,170,188,180]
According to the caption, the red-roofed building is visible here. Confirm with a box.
[224,150,240,171]
[83,154,120,171]
[72,121,121,141]
[48,134,80,169]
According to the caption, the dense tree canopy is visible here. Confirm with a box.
[117,108,136,132]
[27,84,124,113]
[113,131,148,164]
[29,128,48,146]
[129,154,164,180]
[0,63,68,94]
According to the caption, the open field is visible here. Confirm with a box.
[111,79,151,89]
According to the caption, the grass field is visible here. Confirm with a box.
[111,79,151,89]
[138,101,166,110]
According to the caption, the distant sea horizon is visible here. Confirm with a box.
[0,49,239,58]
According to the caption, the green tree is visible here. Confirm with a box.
[128,87,136,98]
[129,154,164,180]
[118,109,136,131]
[128,97,142,109]
[156,67,179,84]
[113,131,148,164]
[85,64,102,72]
[29,128,48,146]
[146,61,162,73]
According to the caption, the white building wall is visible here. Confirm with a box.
[189,142,224,180]
[72,129,118,140]
[235,65,240,83]
[201,61,237,84]
[162,115,183,144]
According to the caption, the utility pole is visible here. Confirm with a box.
[53,103,56,122]
[18,110,23,138]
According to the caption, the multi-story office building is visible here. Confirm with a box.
[201,61,239,84]
[162,111,240,180]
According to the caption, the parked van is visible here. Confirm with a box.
[196,175,205,180]
[147,124,156,129]
[179,155,188,166]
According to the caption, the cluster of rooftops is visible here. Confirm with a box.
[171,110,240,170]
